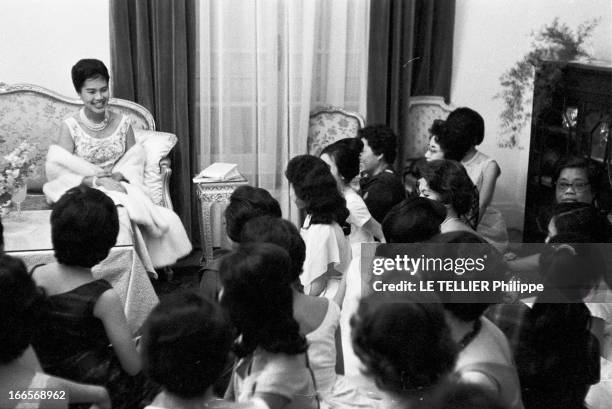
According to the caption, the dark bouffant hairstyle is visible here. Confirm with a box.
[351,290,457,396]
[320,137,364,184]
[240,216,306,285]
[429,107,484,161]
[219,243,307,358]
[539,234,606,301]
[71,59,110,93]
[425,231,505,322]
[142,291,233,399]
[358,125,398,164]
[425,381,507,409]
[285,155,350,227]
[0,255,46,364]
[550,203,612,243]
[517,244,599,409]
[382,197,446,243]
[420,160,479,219]
[51,185,119,268]
[224,185,282,242]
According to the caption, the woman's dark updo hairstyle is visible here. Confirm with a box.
[0,254,46,364]
[51,185,119,268]
[420,160,479,222]
[351,289,457,396]
[425,231,505,322]
[381,197,446,243]
[71,58,110,93]
[358,125,398,165]
[285,155,350,230]
[517,235,600,409]
[320,137,364,184]
[539,233,605,301]
[219,242,307,357]
[224,185,282,242]
[141,292,233,399]
[240,216,306,285]
[425,381,507,409]
[550,203,612,243]
[429,107,484,161]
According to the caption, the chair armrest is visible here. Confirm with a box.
[159,157,174,211]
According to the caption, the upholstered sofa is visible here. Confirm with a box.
[0,82,177,210]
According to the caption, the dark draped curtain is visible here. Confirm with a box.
[109,0,199,244]
[367,0,455,169]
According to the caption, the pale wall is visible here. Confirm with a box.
[0,0,110,97]
[451,0,612,230]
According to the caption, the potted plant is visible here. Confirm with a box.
[496,18,599,149]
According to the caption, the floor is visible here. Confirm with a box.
[151,249,203,298]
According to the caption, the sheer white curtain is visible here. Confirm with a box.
[199,0,370,223]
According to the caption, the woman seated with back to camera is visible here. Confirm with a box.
[423,231,524,409]
[198,185,282,301]
[30,185,151,409]
[351,286,458,409]
[0,254,112,409]
[44,58,191,270]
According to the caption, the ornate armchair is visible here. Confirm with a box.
[405,96,456,159]
[0,83,176,210]
[403,96,456,193]
[307,106,365,156]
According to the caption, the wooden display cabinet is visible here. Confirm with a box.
[523,60,612,243]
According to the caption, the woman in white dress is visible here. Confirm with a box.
[320,138,384,257]
[426,108,508,252]
[240,216,378,409]
[285,155,351,305]
[220,243,318,409]
[45,59,191,269]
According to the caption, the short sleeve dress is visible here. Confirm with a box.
[344,186,375,257]
[461,150,509,253]
[31,279,153,409]
[306,300,378,409]
[300,214,352,297]
[226,349,319,409]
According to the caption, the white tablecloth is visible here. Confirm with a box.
[3,209,158,333]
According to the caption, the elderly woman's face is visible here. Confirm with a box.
[425,137,444,162]
[79,76,109,115]
[555,167,593,204]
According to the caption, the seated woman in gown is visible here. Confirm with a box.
[43,58,191,269]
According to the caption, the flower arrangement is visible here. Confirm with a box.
[0,142,43,210]
[495,18,599,149]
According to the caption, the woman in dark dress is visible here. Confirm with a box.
[31,185,153,408]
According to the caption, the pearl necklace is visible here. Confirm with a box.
[79,107,110,132]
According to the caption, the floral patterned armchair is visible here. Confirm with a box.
[403,96,456,193]
[405,96,456,159]
[0,83,176,210]
[307,107,365,156]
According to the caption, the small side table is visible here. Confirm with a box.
[195,178,249,264]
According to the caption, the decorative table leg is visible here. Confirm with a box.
[200,200,215,264]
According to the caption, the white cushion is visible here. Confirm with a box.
[133,129,177,205]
